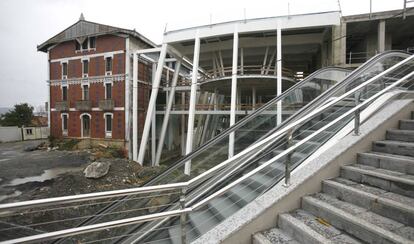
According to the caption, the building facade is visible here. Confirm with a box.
[38,15,156,149]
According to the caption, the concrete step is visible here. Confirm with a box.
[188,210,221,235]
[386,129,414,142]
[280,210,362,244]
[340,164,414,198]
[322,178,414,226]
[372,140,414,157]
[357,151,414,174]
[302,193,413,244]
[399,119,414,130]
[278,213,330,244]
[253,227,299,244]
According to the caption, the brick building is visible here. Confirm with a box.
[38,14,156,150]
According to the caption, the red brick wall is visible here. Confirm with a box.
[49,35,125,60]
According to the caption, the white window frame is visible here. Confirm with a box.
[82,57,90,78]
[81,82,90,101]
[104,54,113,76]
[61,113,69,136]
[61,61,68,80]
[104,112,113,138]
[75,37,97,53]
[104,80,113,99]
[61,84,68,102]
[80,113,92,138]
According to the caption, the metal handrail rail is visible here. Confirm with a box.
[191,69,414,210]
[4,59,413,244]
[0,54,407,218]
[1,55,408,216]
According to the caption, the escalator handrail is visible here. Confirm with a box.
[190,58,414,211]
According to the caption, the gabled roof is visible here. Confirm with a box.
[37,16,157,52]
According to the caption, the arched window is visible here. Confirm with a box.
[80,113,91,138]
[104,113,113,138]
[61,113,69,136]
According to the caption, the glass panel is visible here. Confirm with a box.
[62,86,68,101]
[106,83,112,99]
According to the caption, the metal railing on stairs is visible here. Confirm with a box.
[1,53,413,244]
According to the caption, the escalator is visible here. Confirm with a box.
[138,51,414,244]
[60,51,411,244]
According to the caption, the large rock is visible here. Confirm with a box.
[83,162,111,179]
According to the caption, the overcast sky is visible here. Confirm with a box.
[0,0,405,109]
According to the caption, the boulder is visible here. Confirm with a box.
[83,162,111,179]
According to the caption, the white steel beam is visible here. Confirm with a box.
[151,62,157,166]
[132,53,138,162]
[181,92,186,156]
[261,46,269,75]
[155,61,182,165]
[184,30,201,175]
[276,22,282,125]
[218,50,225,76]
[240,48,244,75]
[137,44,168,165]
[229,25,239,158]
[252,86,256,110]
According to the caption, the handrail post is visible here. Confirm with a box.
[283,128,294,187]
[354,92,361,136]
[180,187,187,244]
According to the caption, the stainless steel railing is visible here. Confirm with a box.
[1,54,413,244]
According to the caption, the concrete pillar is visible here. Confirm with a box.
[378,20,386,53]
[252,87,256,110]
[276,22,282,125]
[332,23,346,66]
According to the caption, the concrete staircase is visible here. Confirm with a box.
[253,113,414,244]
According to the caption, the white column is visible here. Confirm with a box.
[181,92,186,156]
[229,25,239,158]
[151,62,157,166]
[276,22,282,125]
[240,48,244,75]
[252,86,256,110]
[155,61,181,165]
[125,37,131,160]
[132,53,138,162]
[137,44,168,165]
[378,20,386,53]
[47,51,50,128]
[184,30,201,175]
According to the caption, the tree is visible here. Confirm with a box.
[0,103,34,127]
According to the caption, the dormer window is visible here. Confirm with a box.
[75,37,97,52]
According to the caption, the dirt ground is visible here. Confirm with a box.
[0,140,165,203]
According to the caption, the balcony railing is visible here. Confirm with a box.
[75,100,91,111]
[99,99,114,111]
[55,101,69,111]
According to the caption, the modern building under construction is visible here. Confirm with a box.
[38,8,414,167]
[3,3,414,244]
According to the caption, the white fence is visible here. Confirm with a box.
[0,126,49,143]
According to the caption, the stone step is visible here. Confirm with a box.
[386,129,414,142]
[399,119,414,130]
[340,164,414,198]
[357,151,414,174]
[322,178,414,226]
[277,213,330,244]
[372,140,414,157]
[302,193,413,244]
[281,210,362,244]
[253,228,299,244]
